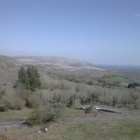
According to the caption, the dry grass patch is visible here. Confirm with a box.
[0,118,140,140]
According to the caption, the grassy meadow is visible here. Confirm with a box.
[0,118,140,140]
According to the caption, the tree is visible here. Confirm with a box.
[18,66,29,89]
[18,66,41,91]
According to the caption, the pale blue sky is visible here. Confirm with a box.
[0,0,140,65]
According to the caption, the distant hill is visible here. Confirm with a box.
[16,56,105,71]
[0,55,105,87]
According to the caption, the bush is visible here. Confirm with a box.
[27,94,42,108]
[1,96,25,110]
[85,106,92,114]
[52,92,62,103]
[129,92,138,109]
[128,83,140,88]
[1,88,25,110]
[0,105,8,112]
[128,83,135,88]
[66,94,76,107]
[14,98,25,110]
[42,103,63,122]
[43,78,70,90]
[112,96,118,106]
[27,109,44,125]
[80,96,91,105]
[0,89,5,99]
[73,99,81,108]
[27,103,63,125]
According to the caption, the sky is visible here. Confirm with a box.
[0,0,140,66]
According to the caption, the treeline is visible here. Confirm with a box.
[128,83,140,88]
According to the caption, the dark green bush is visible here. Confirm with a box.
[66,94,76,107]
[112,96,118,106]
[27,109,44,125]
[27,103,63,125]
[0,105,8,112]
[129,93,138,109]
[80,96,91,105]
[85,106,92,114]
[128,83,140,89]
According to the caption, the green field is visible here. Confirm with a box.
[0,108,33,122]
[102,75,131,85]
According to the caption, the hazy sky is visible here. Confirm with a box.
[0,0,140,65]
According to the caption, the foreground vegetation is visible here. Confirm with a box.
[0,108,33,122]
[0,118,140,140]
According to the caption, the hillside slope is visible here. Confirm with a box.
[0,55,105,87]
[16,56,105,71]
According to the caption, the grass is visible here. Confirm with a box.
[0,106,83,123]
[0,119,140,140]
[0,108,33,122]
[102,75,131,84]
[62,107,85,118]
[53,119,140,140]
[114,119,140,140]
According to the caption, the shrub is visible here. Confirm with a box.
[66,94,76,107]
[0,89,5,99]
[73,99,81,108]
[27,94,42,108]
[13,98,25,110]
[52,92,62,103]
[85,106,92,114]
[88,91,100,103]
[129,92,138,109]
[42,103,63,122]
[0,105,8,112]
[43,78,70,90]
[80,96,91,105]
[128,83,135,88]
[1,88,25,110]
[27,103,63,125]
[85,80,93,85]
[112,96,118,106]
[27,109,44,125]
[1,96,25,110]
